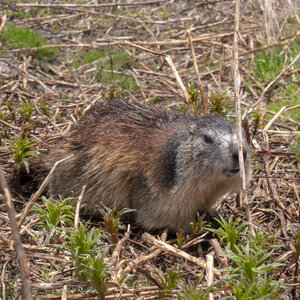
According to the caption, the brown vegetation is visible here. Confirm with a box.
[0,0,299,299]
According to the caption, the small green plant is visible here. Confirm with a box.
[176,229,185,249]
[6,134,38,175]
[40,264,55,281]
[99,205,134,244]
[225,273,282,299]
[177,281,216,300]
[63,223,110,297]
[253,41,300,122]
[208,89,233,116]
[251,109,261,135]
[189,215,207,236]
[38,100,50,117]
[72,50,105,68]
[224,242,282,282]
[0,273,20,299]
[6,101,17,123]
[58,92,68,100]
[19,100,34,123]
[208,219,285,298]
[289,138,300,163]
[97,70,137,90]
[208,216,247,253]
[64,222,107,272]
[158,264,181,299]
[81,256,109,300]
[107,85,123,101]
[33,196,75,242]
[187,83,200,106]
[1,23,56,62]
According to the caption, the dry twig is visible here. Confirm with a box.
[17,155,74,229]
[232,0,253,234]
[0,166,32,300]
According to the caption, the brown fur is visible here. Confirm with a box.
[46,99,251,232]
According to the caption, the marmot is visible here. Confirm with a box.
[47,99,251,232]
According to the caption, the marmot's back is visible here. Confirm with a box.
[48,99,251,232]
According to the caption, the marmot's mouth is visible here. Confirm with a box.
[225,168,240,177]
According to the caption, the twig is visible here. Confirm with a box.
[165,55,195,110]
[244,50,300,119]
[110,225,131,283]
[116,228,168,281]
[124,40,195,109]
[0,58,56,94]
[17,155,74,229]
[124,40,164,56]
[0,12,7,35]
[233,0,253,234]
[0,166,32,300]
[143,232,220,276]
[0,119,21,131]
[233,0,246,190]
[206,254,214,300]
[16,1,167,8]
[210,238,228,269]
[1,257,9,300]
[263,104,300,132]
[74,185,86,230]
[292,183,300,298]
[187,29,207,113]
[261,105,297,223]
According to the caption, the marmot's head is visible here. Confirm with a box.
[176,114,251,185]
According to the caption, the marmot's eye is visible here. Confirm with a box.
[203,134,213,144]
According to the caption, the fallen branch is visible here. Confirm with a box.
[143,232,220,276]
[16,1,167,8]
[17,155,74,228]
[0,166,32,300]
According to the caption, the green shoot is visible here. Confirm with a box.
[207,216,247,253]
[38,100,50,117]
[208,89,233,116]
[98,205,134,244]
[64,222,108,272]
[33,196,75,243]
[81,256,109,300]
[289,137,300,164]
[208,217,285,298]
[6,134,38,175]
[176,229,185,249]
[19,100,34,123]
[158,264,181,299]
[251,109,261,136]
[177,281,217,300]
[187,83,200,106]
[223,243,282,282]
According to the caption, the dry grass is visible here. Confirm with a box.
[0,0,299,299]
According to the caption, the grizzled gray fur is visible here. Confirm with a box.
[47,99,251,232]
